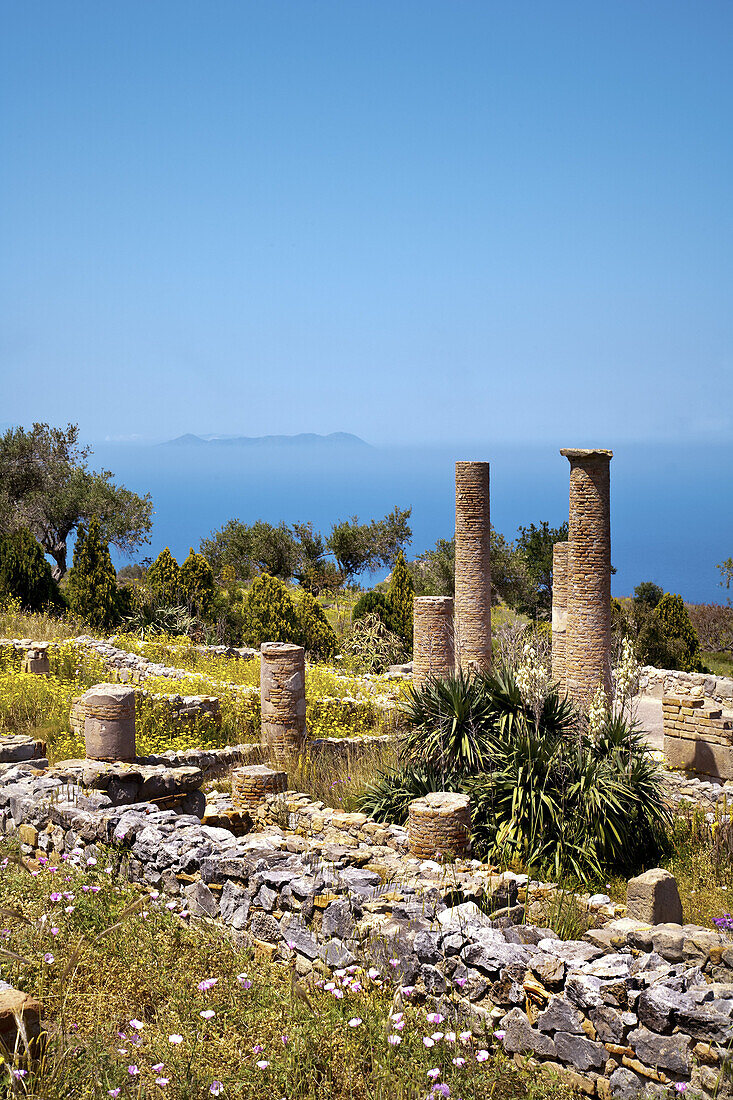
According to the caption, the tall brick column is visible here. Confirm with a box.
[560,448,613,711]
[413,597,455,689]
[455,461,492,673]
[260,642,307,764]
[551,541,569,686]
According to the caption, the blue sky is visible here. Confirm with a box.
[1,1,732,446]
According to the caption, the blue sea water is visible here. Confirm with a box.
[93,440,733,604]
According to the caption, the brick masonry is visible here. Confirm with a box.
[561,449,613,711]
[551,540,568,686]
[454,461,492,674]
[663,694,733,780]
[412,596,455,689]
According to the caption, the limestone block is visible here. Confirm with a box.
[0,987,43,1056]
[626,868,683,926]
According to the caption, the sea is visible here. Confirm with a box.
[91,439,733,604]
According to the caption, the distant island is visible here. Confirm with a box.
[161,431,371,449]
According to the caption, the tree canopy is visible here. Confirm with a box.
[0,423,153,578]
[200,507,412,588]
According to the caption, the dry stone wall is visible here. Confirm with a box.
[2,758,733,1098]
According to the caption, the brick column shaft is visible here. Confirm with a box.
[560,448,613,711]
[260,642,307,763]
[455,461,492,673]
[551,541,569,686]
[413,596,455,689]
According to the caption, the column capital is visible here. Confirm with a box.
[560,448,613,461]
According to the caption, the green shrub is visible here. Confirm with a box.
[342,612,406,674]
[361,668,669,879]
[146,547,181,605]
[352,590,397,631]
[295,589,337,659]
[654,592,703,672]
[636,591,704,671]
[387,549,414,648]
[66,517,119,630]
[241,573,300,647]
[179,548,216,617]
[0,528,59,611]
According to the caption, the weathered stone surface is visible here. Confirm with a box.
[536,995,584,1035]
[460,935,529,974]
[501,1008,557,1058]
[0,987,43,1054]
[554,1030,606,1071]
[322,898,356,940]
[608,1067,645,1099]
[626,869,683,926]
[183,881,218,918]
[627,1026,692,1074]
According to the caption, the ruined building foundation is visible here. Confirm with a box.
[412,596,455,689]
[560,448,613,711]
[454,461,492,673]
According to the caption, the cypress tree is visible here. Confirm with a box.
[67,517,119,629]
[241,574,300,648]
[654,592,703,672]
[295,590,337,659]
[180,548,216,617]
[0,528,58,611]
[146,548,181,606]
[388,550,414,650]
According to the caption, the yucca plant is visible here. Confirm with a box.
[358,764,462,826]
[400,671,495,773]
[364,666,670,880]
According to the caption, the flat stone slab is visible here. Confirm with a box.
[49,759,203,799]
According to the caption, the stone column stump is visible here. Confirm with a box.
[260,642,307,763]
[22,645,50,675]
[232,764,288,811]
[408,791,471,860]
[82,683,136,762]
[413,596,455,690]
[560,448,613,711]
[455,461,492,674]
[551,541,569,686]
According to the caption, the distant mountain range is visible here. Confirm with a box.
[162,431,371,449]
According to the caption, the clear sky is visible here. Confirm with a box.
[1,1,732,446]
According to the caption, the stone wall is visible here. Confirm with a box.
[2,757,733,1097]
[641,666,733,707]
[663,695,733,780]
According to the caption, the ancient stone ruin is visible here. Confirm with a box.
[454,460,492,674]
[560,448,613,710]
[408,790,471,860]
[551,540,568,685]
[260,641,307,764]
[412,595,455,689]
[81,683,136,762]
[232,763,287,811]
